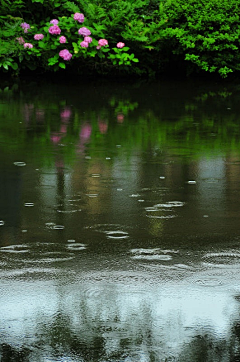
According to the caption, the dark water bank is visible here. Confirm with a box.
[1,79,240,361]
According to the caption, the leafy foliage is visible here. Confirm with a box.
[160,0,240,77]
[1,0,240,77]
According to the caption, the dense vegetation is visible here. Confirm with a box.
[1,0,240,78]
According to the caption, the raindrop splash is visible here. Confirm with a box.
[13,161,26,167]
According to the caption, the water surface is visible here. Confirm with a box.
[1,79,240,361]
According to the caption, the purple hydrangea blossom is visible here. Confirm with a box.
[59,49,72,61]
[16,37,25,44]
[50,19,59,25]
[34,34,44,40]
[24,43,33,49]
[116,42,125,48]
[98,39,108,46]
[21,22,30,33]
[59,36,67,44]
[80,41,89,48]
[74,13,84,23]
[78,27,91,37]
[84,36,92,43]
[49,25,61,35]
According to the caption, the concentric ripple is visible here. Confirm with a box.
[106,230,129,239]
[130,248,178,261]
[145,201,184,219]
[202,251,240,267]
[0,244,29,253]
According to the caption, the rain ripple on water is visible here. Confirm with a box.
[145,201,184,219]
[13,161,26,167]
[106,231,129,239]
[130,248,178,261]
[0,244,30,253]
[202,251,240,267]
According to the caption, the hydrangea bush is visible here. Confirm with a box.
[18,11,139,73]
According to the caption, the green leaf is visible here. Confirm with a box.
[59,62,66,69]
[27,63,36,70]
[10,62,18,70]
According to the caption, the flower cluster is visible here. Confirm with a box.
[117,42,125,48]
[34,34,44,41]
[59,49,72,61]
[50,19,59,25]
[21,22,30,33]
[24,43,33,49]
[78,27,91,37]
[74,13,84,23]
[19,11,131,67]
[49,25,61,35]
[59,36,67,44]
[80,41,89,48]
[96,39,108,49]
[16,37,25,44]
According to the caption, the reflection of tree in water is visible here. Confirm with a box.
[178,327,240,362]
[32,307,154,361]
[4,316,240,361]
[0,343,31,362]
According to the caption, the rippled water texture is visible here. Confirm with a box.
[1,79,240,361]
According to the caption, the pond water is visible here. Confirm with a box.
[1,78,240,361]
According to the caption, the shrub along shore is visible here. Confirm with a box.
[1,0,240,79]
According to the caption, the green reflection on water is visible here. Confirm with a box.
[0,80,240,167]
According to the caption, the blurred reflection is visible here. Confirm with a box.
[1,270,240,361]
[1,80,240,361]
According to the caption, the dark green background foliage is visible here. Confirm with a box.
[1,0,240,78]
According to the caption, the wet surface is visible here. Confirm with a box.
[1,79,240,361]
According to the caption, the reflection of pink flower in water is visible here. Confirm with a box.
[98,120,108,134]
[51,133,62,144]
[23,103,34,124]
[117,113,124,123]
[80,123,92,140]
[60,107,71,122]
[36,109,45,122]
[77,123,92,154]
[60,124,67,133]
[51,119,68,144]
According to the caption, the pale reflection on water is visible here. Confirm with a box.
[1,258,240,361]
[1,79,240,361]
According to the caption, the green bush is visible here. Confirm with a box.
[1,0,240,78]
[160,0,240,77]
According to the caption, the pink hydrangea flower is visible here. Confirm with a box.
[59,36,66,44]
[49,25,61,35]
[84,36,92,43]
[96,45,101,50]
[34,33,44,40]
[50,19,59,25]
[74,13,84,23]
[78,27,91,37]
[80,41,89,48]
[24,43,33,49]
[59,49,72,61]
[21,22,30,33]
[98,39,108,46]
[117,42,125,48]
[16,37,25,44]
